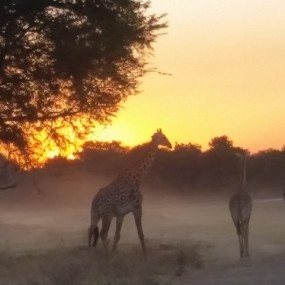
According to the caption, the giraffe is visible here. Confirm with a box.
[88,129,172,257]
[229,151,252,258]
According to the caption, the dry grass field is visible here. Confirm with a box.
[0,171,285,284]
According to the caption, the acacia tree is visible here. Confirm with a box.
[208,135,233,150]
[202,136,245,188]
[0,0,166,167]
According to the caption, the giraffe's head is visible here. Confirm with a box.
[151,129,172,149]
[235,151,248,163]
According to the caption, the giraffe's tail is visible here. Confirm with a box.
[88,206,100,248]
[91,226,99,247]
[88,223,100,248]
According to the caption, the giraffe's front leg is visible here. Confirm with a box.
[132,207,147,258]
[112,215,124,254]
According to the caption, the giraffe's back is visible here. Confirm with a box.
[92,182,142,217]
[229,191,252,222]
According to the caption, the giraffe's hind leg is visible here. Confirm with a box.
[243,222,250,257]
[238,232,244,258]
[235,220,244,258]
[112,215,124,254]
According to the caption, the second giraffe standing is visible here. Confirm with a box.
[229,151,252,258]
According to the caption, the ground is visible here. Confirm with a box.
[0,173,285,284]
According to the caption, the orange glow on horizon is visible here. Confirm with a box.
[96,0,285,153]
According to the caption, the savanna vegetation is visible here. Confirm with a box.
[44,135,285,195]
[0,242,204,285]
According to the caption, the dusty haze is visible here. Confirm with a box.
[0,169,285,284]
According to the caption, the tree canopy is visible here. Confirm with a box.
[208,135,233,150]
[0,0,166,167]
[72,136,285,192]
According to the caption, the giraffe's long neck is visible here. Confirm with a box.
[134,142,158,177]
[240,154,247,189]
[118,142,158,186]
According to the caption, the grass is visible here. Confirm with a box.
[0,240,205,285]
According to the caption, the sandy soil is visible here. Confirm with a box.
[0,176,285,284]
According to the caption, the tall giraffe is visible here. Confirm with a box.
[88,129,172,257]
[229,151,252,258]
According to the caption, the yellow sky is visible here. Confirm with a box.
[95,0,285,153]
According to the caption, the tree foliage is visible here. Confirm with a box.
[208,135,233,150]
[0,0,166,165]
[42,136,285,194]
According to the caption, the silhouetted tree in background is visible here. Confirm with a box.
[150,143,202,188]
[0,0,166,166]
[208,135,233,149]
[250,149,285,188]
[81,141,128,174]
[59,135,285,195]
[200,136,245,189]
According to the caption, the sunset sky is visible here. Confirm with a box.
[95,0,285,153]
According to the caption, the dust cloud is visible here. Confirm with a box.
[0,170,285,284]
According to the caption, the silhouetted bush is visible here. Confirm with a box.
[45,137,285,194]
